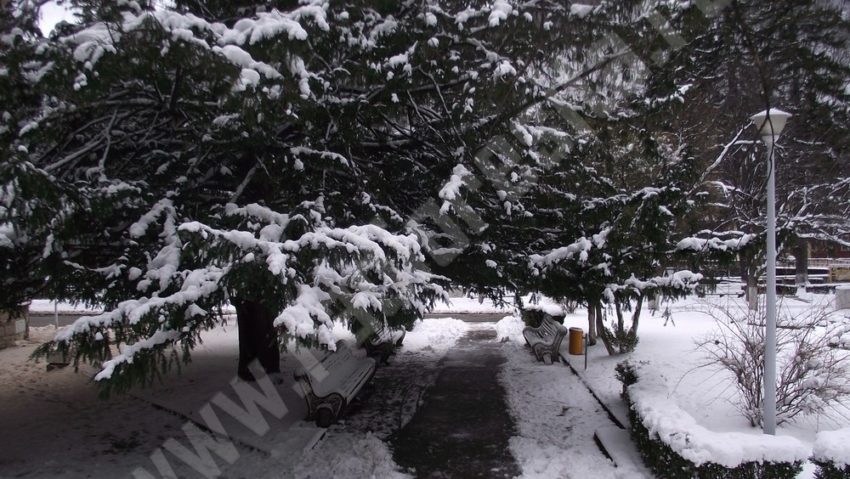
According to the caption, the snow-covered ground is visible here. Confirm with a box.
[0,317,471,478]
[498,340,640,478]
[28,299,102,314]
[8,289,849,478]
[496,288,850,479]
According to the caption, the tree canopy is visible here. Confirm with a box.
[1,0,848,388]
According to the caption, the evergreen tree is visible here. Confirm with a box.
[0,0,63,314]
[433,1,712,354]
[3,1,620,389]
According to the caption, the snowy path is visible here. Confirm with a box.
[295,320,639,479]
[390,328,520,478]
[499,341,647,478]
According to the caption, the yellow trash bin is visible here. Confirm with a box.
[568,327,584,355]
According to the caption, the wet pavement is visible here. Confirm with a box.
[389,328,520,478]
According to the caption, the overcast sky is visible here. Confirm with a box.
[38,1,77,36]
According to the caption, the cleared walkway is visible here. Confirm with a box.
[390,328,520,478]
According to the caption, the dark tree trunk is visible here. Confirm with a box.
[739,254,749,285]
[233,298,280,381]
[795,239,809,289]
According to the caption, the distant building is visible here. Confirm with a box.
[809,239,850,259]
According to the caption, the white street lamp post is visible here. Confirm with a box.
[750,108,792,436]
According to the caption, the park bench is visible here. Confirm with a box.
[522,316,567,365]
[294,341,376,427]
[362,328,406,364]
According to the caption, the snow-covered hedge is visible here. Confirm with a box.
[812,428,850,479]
[617,362,806,479]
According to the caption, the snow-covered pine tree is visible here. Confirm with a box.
[0,1,65,315]
[3,1,621,390]
[431,1,712,354]
[8,1,453,389]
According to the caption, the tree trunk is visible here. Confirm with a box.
[795,239,808,293]
[587,303,597,346]
[595,303,616,356]
[747,281,758,311]
[625,295,643,353]
[739,254,749,287]
[233,298,280,381]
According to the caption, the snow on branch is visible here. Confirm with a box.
[529,228,611,270]
[607,271,703,296]
[438,164,474,213]
[289,147,350,167]
[94,329,181,381]
[274,284,333,346]
[675,233,755,253]
[57,266,227,382]
[63,2,328,95]
[220,2,329,45]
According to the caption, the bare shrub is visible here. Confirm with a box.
[697,299,850,427]
[561,300,579,314]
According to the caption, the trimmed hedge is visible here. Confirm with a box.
[617,362,803,479]
[814,461,850,479]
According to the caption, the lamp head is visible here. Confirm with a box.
[750,108,792,142]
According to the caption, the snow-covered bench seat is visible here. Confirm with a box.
[522,316,567,364]
[294,341,376,427]
[362,328,405,364]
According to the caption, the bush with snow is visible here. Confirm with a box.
[696,301,850,427]
[618,361,807,479]
[812,428,850,479]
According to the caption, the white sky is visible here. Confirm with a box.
[38,1,77,36]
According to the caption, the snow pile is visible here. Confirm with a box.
[402,318,469,354]
[292,432,410,479]
[812,428,850,468]
[628,365,810,468]
[495,314,524,343]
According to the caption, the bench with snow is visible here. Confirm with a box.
[294,341,376,428]
[362,328,406,364]
[522,316,567,365]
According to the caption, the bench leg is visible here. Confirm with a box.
[315,406,335,428]
[542,352,552,365]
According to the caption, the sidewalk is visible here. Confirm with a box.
[390,328,520,478]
